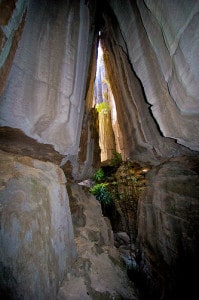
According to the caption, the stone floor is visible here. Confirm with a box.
[57,184,139,299]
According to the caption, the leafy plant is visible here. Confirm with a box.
[96,102,111,114]
[90,183,113,206]
[92,168,105,182]
[110,150,122,169]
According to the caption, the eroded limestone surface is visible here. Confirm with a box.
[102,0,199,159]
[0,1,198,299]
[137,156,199,299]
[58,184,138,300]
[0,0,96,156]
[0,126,64,164]
[0,0,27,95]
[0,150,76,299]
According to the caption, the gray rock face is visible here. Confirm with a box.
[0,1,199,299]
[0,0,95,156]
[137,156,199,298]
[0,0,27,95]
[58,184,138,299]
[137,0,199,150]
[0,150,76,299]
[1,0,198,164]
[102,0,199,157]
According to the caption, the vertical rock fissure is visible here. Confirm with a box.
[94,38,118,162]
[0,1,198,299]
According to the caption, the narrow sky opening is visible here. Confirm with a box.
[94,38,120,162]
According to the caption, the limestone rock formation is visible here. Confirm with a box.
[0,0,98,180]
[99,2,199,297]
[94,47,116,161]
[0,126,65,164]
[0,0,27,95]
[0,150,76,299]
[98,110,116,161]
[101,0,199,161]
[0,0,101,181]
[0,0,198,299]
[137,156,199,299]
[58,184,138,299]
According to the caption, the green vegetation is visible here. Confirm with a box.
[90,151,122,207]
[90,183,113,206]
[92,168,105,182]
[90,153,148,243]
[96,102,111,114]
[110,150,122,170]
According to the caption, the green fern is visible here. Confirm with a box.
[92,168,105,182]
[90,183,113,206]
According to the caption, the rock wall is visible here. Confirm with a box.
[0,0,199,299]
[58,184,138,299]
[0,0,27,95]
[137,156,199,299]
[100,1,199,298]
[94,46,116,161]
[0,150,76,298]
[101,0,199,162]
[73,35,101,181]
[0,0,98,180]
[98,110,116,161]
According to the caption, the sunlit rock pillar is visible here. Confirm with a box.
[94,46,116,162]
[98,108,115,162]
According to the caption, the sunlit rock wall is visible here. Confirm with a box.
[102,0,199,162]
[94,50,116,162]
[0,0,96,159]
[0,150,76,298]
[72,36,101,181]
[98,110,116,161]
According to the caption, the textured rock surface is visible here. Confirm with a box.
[74,37,101,181]
[98,110,116,161]
[0,0,96,157]
[94,47,116,161]
[76,108,101,181]
[136,0,199,150]
[0,0,27,95]
[102,0,199,161]
[0,1,199,299]
[58,183,138,299]
[137,156,199,299]
[0,126,64,164]
[0,150,76,299]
